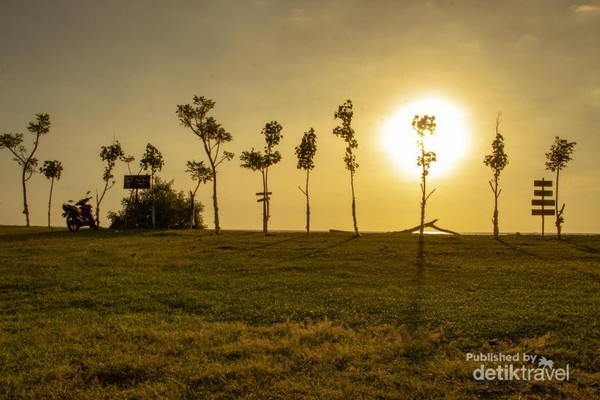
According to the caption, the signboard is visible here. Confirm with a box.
[124,175,151,189]
[534,190,553,197]
[531,209,556,216]
[531,199,555,206]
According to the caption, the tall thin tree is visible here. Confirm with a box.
[295,128,317,235]
[483,114,509,238]
[545,136,577,239]
[39,160,63,228]
[261,121,283,229]
[186,160,212,229]
[333,100,359,236]
[176,96,234,234]
[240,121,283,234]
[96,140,128,227]
[240,149,270,233]
[412,115,437,237]
[0,113,51,226]
[140,143,164,228]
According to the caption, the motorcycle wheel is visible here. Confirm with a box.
[89,219,98,230]
[66,216,80,232]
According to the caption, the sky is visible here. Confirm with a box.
[1,0,598,233]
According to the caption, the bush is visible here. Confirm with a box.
[108,177,204,229]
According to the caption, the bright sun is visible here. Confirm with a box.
[381,97,469,178]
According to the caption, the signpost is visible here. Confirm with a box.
[124,175,152,226]
[255,192,272,202]
[531,179,555,236]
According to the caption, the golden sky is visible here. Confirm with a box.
[1,0,599,233]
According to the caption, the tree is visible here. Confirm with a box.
[333,100,360,236]
[483,114,509,238]
[39,160,63,228]
[96,140,129,227]
[412,115,437,237]
[108,177,204,229]
[176,96,234,234]
[240,121,283,234]
[140,143,164,228]
[186,160,212,229]
[0,113,51,226]
[295,128,317,235]
[545,136,577,238]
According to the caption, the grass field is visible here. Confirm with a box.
[0,226,598,399]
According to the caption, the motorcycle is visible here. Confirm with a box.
[62,194,97,231]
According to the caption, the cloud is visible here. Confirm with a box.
[574,4,600,14]
[573,4,600,18]
[512,34,540,52]
[288,8,315,28]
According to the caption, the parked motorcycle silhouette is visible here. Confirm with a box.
[62,192,97,231]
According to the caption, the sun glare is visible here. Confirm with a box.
[381,97,469,178]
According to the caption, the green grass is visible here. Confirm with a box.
[0,226,598,399]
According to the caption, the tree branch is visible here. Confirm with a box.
[425,188,436,202]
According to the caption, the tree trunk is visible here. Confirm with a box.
[22,168,30,227]
[211,169,220,234]
[305,169,310,236]
[48,177,55,228]
[350,170,359,236]
[419,156,426,237]
[190,191,196,229]
[555,168,561,238]
[262,170,268,235]
[492,176,499,238]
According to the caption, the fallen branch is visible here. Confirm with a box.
[400,219,460,235]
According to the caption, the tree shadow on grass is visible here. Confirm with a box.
[283,235,360,262]
[406,236,426,331]
[560,237,600,255]
[495,237,542,258]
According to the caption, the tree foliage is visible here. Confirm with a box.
[483,114,508,237]
[295,128,317,171]
[0,113,51,226]
[333,100,359,236]
[108,177,204,229]
[176,95,234,234]
[545,136,577,238]
[140,143,164,178]
[333,100,358,173]
[40,160,63,181]
[295,128,317,235]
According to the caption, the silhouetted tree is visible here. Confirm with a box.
[240,121,283,234]
[545,136,577,238]
[96,140,129,227]
[140,143,164,228]
[39,160,63,228]
[0,113,51,226]
[186,160,212,229]
[333,100,359,236]
[483,114,509,238]
[412,115,437,237]
[295,128,317,235]
[176,96,234,234]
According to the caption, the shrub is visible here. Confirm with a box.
[108,177,204,229]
